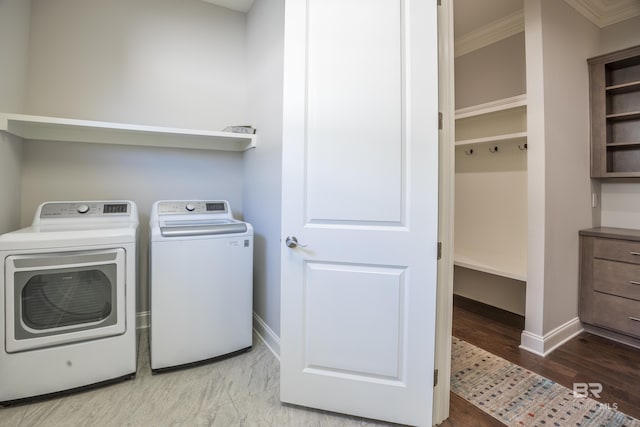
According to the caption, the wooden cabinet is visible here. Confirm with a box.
[588,45,640,178]
[579,228,640,345]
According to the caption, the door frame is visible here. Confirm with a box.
[433,0,455,424]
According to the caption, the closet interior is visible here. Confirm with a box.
[453,0,528,316]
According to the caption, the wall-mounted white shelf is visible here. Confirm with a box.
[455,94,527,148]
[454,254,526,282]
[0,113,256,152]
[455,94,527,119]
[455,131,527,147]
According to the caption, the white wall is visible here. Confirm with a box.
[455,33,527,108]
[522,0,598,352]
[0,0,30,234]
[20,0,250,315]
[243,0,284,338]
[25,0,247,130]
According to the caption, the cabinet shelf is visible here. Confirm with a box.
[0,113,257,152]
[606,111,640,121]
[606,141,640,148]
[606,80,640,94]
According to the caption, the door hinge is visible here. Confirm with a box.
[438,112,443,130]
[437,0,441,6]
[434,369,439,387]
[437,241,442,260]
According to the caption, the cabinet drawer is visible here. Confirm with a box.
[591,293,640,338]
[593,238,640,264]
[593,259,640,300]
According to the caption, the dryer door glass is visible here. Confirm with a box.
[5,249,126,353]
[21,267,115,330]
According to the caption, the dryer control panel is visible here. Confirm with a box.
[39,202,131,218]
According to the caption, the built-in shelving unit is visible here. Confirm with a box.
[454,94,528,282]
[0,113,257,152]
[589,45,640,177]
[455,94,527,147]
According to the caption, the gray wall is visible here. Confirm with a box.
[0,0,29,234]
[244,0,285,336]
[25,0,247,130]
[19,0,249,316]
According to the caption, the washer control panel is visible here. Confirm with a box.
[157,201,228,215]
[40,202,131,218]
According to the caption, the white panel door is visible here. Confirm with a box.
[280,0,439,425]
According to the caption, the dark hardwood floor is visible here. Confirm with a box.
[440,295,640,426]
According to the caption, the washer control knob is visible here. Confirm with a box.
[77,204,90,214]
[185,203,196,212]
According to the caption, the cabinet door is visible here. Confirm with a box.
[280,0,439,425]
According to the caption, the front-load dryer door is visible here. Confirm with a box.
[5,249,126,353]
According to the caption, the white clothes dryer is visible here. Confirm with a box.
[149,200,253,372]
[0,201,138,404]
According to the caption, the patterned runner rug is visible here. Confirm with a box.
[451,337,640,427]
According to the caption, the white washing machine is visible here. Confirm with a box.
[0,201,138,404]
[149,200,253,371]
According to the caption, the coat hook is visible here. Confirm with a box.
[489,146,499,153]
[518,143,528,151]
[464,148,474,156]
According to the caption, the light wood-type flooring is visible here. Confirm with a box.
[2,297,639,426]
[0,332,391,427]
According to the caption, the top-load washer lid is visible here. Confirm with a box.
[160,219,247,237]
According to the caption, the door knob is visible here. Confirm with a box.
[285,236,307,248]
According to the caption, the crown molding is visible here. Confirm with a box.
[564,0,640,27]
[455,9,524,58]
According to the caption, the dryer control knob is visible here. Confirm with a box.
[77,204,90,214]
[185,203,196,212]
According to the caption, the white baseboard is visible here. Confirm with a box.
[137,310,150,330]
[520,317,583,356]
[253,312,280,360]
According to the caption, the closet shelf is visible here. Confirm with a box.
[0,113,257,152]
[455,132,527,147]
[455,94,527,120]
[454,255,527,282]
